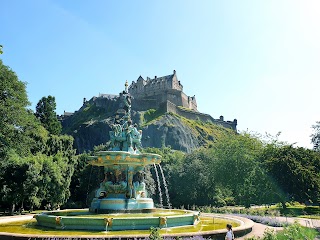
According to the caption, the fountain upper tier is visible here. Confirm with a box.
[88,151,161,167]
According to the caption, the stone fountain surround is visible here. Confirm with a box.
[0,212,254,239]
[35,208,200,231]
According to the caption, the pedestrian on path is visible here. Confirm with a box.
[225,223,235,240]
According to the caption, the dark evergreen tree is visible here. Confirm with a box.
[311,121,320,151]
[35,95,62,135]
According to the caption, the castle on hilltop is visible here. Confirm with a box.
[60,70,237,131]
[128,70,198,112]
[127,70,237,131]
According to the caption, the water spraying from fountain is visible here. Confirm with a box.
[153,163,163,208]
[158,164,172,209]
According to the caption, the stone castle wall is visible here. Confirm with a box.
[130,89,198,112]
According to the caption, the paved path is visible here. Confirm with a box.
[237,223,282,239]
[238,216,320,239]
[0,214,33,224]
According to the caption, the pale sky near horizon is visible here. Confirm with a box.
[1,0,320,148]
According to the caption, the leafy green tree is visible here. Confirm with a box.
[0,45,3,54]
[44,134,76,158]
[39,153,76,207]
[144,134,284,208]
[0,59,42,159]
[261,145,320,205]
[0,151,29,213]
[41,135,77,207]
[210,133,277,206]
[170,149,214,206]
[0,59,77,211]
[35,96,62,135]
[0,150,77,212]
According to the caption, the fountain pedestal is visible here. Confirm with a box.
[88,151,161,213]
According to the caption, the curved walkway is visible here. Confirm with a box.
[237,223,282,239]
[238,216,320,239]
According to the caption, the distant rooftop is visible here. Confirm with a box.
[63,111,74,116]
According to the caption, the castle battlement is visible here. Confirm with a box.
[129,70,183,95]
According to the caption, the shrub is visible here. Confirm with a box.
[149,227,163,240]
[236,214,287,227]
[247,222,318,240]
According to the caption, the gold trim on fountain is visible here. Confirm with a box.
[104,218,113,227]
[159,216,167,226]
[55,216,62,225]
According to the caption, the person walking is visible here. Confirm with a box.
[225,223,235,240]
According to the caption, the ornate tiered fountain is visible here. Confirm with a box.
[34,81,200,231]
[88,81,163,214]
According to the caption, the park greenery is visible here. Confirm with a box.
[0,59,77,213]
[1,57,320,222]
[145,134,320,209]
[247,222,318,240]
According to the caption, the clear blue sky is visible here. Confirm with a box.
[2,0,320,148]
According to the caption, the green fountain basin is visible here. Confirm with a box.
[35,209,200,231]
[0,213,253,239]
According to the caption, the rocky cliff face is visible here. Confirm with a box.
[61,97,234,153]
[141,114,201,152]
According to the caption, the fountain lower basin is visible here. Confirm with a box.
[0,212,253,239]
[35,209,200,231]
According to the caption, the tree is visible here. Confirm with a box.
[311,122,320,151]
[0,153,77,212]
[0,59,42,159]
[0,59,77,211]
[35,96,62,135]
[147,133,283,208]
[0,151,29,213]
[0,45,3,54]
[210,133,275,206]
[168,149,215,206]
[261,145,320,205]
